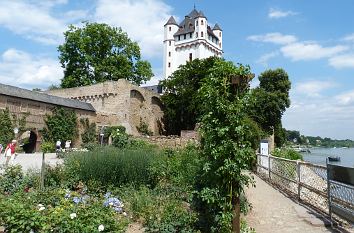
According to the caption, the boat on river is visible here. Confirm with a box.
[328,156,341,162]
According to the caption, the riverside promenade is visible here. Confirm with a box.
[245,174,352,233]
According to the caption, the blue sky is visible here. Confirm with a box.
[1,0,354,139]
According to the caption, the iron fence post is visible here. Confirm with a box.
[326,158,332,224]
[268,155,271,181]
[297,161,301,200]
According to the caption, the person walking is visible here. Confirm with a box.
[4,140,17,166]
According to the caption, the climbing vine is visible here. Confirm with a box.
[80,118,97,144]
[197,60,257,232]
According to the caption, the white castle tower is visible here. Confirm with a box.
[163,8,223,79]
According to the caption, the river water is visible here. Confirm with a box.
[301,147,354,167]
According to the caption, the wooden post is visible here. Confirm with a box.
[232,195,241,233]
[40,152,45,190]
[268,155,271,181]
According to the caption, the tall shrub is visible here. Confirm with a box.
[42,107,78,144]
[80,118,97,144]
[0,108,15,145]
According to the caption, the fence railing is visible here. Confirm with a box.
[256,153,354,222]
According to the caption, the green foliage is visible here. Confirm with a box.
[41,141,55,153]
[160,57,219,135]
[42,107,78,144]
[247,68,291,147]
[0,165,24,194]
[136,120,153,136]
[111,126,129,148]
[118,186,198,233]
[58,22,153,87]
[272,148,303,160]
[80,118,97,144]
[197,59,256,231]
[81,142,99,151]
[64,146,162,188]
[0,108,15,146]
[0,189,128,232]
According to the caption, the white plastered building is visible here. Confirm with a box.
[163,8,223,79]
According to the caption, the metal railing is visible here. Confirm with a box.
[256,154,354,221]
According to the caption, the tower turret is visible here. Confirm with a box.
[163,16,179,79]
[212,23,223,50]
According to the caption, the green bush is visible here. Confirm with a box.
[111,127,129,148]
[0,165,24,194]
[64,146,162,188]
[41,141,55,153]
[272,148,303,160]
[136,120,153,136]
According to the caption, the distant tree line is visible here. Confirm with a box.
[285,129,354,147]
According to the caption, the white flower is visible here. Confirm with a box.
[122,212,127,217]
[38,204,44,207]
[98,224,104,232]
[38,206,45,211]
[109,202,113,206]
[70,213,77,219]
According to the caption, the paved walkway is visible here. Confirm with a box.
[245,174,351,233]
[0,153,62,171]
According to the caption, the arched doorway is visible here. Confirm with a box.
[21,130,37,153]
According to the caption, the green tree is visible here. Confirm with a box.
[0,108,15,146]
[247,68,291,146]
[197,59,256,232]
[58,22,153,88]
[80,118,96,144]
[42,107,78,144]
[160,57,219,135]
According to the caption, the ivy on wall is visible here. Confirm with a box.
[80,118,97,144]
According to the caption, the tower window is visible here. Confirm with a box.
[168,62,171,68]
[190,33,192,38]
[178,35,180,41]
[169,41,171,46]
[168,51,171,57]
[169,26,171,31]
[219,32,221,37]
[201,32,204,37]
[189,53,192,62]
[184,34,186,39]
[196,32,198,38]
[201,20,204,25]
[196,21,198,26]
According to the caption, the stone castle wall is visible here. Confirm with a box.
[47,80,164,136]
[0,94,96,149]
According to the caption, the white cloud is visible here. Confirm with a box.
[0,49,62,89]
[335,90,354,105]
[343,33,354,42]
[247,33,297,45]
[280,42,348,61]
[295,80,337,97]
[329,54,354,69]
[94,0,173,58]
[283,87,354,139]
[0,1,68,45]
[256,51,279,66]
[268,8,297,19]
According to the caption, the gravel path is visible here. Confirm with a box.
[0,152,62,172]
[245,174,349,233]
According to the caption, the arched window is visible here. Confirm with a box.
[169,26,171,31]
[168,62,171,68]
[168,51,171,57]
[201,20,204,25]
[196,32,198,38]
[169,41,171,46]
[219,32,221,37]
[201,31,204,37]
[196,21,198,26]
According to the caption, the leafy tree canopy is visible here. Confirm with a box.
[160,57,219,135]
[247,68,291,146]
[58,22,153,88]
[0,108,15,146]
